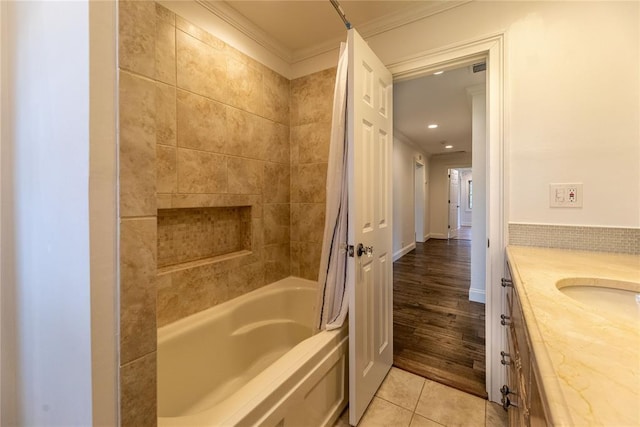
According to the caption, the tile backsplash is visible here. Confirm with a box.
[509,223,640,254]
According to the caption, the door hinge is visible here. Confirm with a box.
[487,238,490,248]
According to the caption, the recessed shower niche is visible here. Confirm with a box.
[157,206,252,271]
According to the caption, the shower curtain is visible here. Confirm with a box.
[315,42,350,331]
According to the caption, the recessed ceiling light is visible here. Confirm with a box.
[445,145,453,149]
[433,71,444,75]
[428,124,438,129]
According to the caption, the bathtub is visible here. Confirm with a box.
[158,276,349,427]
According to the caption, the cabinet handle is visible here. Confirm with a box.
[501,278,513,288]
[501,396,511,410]
[501,318,512,326]
[500,385,511,396]
[500,351,511,366]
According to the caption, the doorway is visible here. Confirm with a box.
[389,33,505,403]
[447,168,460,239]
[415,161,425,243]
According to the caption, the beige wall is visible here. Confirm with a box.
[118,2,292,424]
[289,68,335,281]
[428,152,472,239]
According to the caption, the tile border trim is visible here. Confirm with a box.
[508,223,639,254]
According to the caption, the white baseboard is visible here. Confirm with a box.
[423,233,430,241]
[430,233,448,239]
[469,288,486,304]
[461,222,472,227]
[393,242,416,261]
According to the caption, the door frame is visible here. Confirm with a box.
[388,32,507,403]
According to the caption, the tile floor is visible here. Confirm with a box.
[334,367,508,427]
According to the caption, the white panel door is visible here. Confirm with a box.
[347,28,393,426]
[448,169,460,239]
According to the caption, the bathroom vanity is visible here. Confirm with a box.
[503,246,640,426]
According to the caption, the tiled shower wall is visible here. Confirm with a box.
[118,1,293,424]
[290,68,336,281]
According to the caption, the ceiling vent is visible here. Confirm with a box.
[472,62,486,73]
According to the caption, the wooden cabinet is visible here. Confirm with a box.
[503,262,548,427]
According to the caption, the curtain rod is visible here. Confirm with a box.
[329,0,352,30]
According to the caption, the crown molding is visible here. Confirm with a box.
[197,0,293,62]
[198,0,471,66]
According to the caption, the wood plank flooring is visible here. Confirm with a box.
[393,238,487,399]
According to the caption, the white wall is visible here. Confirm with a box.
[0,2,114,424]
[392,133,430,260]
[459,169,472,227]
[429,152,472,238]
[299,1,640,228]
[470,91,486,303]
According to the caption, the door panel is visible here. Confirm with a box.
[347,28,394,426]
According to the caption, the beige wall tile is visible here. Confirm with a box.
[156,82,176,146]
[177,90,226,153]
[263,66,290,125]
[290,67,335,126]
[176,30,227,102]
[296,203,325,244]
[176,16,225,50]
[264,120,290,164]
[265,243,290,284]
[226,56,263,115]
[290,242,300,277]
[119,71,156,217]
[263,162,290,204]
[177,148,227,193]
[158,207,251,267]
[292,122,331,164]
[119,0,156,79]
[298,241,322,281]
[225,107,265,159]
[157,265,228,326]
[120,352,157,427]
[228,261,265,297]
[120,218,157,365]
[290,203,300,243]
[228,157,263,195]
[157,145,176,194]
[292,163,327,203]
[264,203,290,245]
[155,3,175,25]
[155,19,176,85]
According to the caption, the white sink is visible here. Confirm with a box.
[556,278,640,323]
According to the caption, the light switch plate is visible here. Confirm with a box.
[550,183,583,208]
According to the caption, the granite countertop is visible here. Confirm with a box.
[506,246,640,426]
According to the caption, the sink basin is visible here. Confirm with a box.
[556,278,640,323]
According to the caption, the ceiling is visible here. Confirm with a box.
[395,66,485,155]
[206,0,481,156]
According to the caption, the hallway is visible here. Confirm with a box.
[392,239,487,398]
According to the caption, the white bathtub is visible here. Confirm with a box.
[158,276,348,427]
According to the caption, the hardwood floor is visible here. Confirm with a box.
[392,238,487,399]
